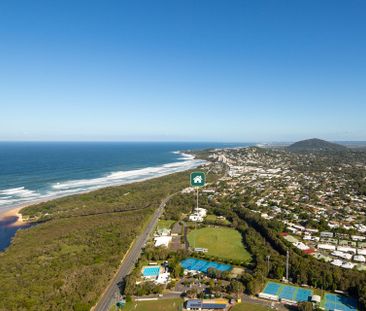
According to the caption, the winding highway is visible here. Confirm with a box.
[92,194,174,311]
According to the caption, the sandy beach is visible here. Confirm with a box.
[0,206,25,227]
[0,195,63,227]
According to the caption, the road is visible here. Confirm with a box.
[92,194,174,311]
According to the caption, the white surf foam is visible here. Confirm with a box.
[0,151,206,209]
[0,187,39,198]
[51,156,205,192]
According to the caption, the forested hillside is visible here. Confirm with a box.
[0,170,198,311]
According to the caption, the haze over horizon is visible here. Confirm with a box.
[1,0,365,142]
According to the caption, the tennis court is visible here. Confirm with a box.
[323,293,358,311]
[180,257,232,273]
[262,281,312,302]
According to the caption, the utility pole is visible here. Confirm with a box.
[194,187,198,250]
[286,250,289,281]
[266,255,270,276]
[190,172,205,251]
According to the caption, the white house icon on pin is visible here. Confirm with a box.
[193,176,202,184]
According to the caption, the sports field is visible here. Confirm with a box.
[187,227,251,261]
[120,298,182,311]
[262,281,312,302]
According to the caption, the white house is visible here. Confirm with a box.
[357,249,366,255]
[318,244,336,251]
[331,259,343,267]
[352,235,366,242]
[337,246,356,254]
[293,242,310,251]
[341,262,355,269]
[331,251,352,260]
[353,255,366,263]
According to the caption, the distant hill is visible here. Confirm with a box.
[288,138,348,152]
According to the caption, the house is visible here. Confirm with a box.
[353,255,366,263]
[352,235,366,242]
[331,251,352,260]
[293,242,309,251]
[320,231,334,238]
[357,249,366,255]
[303,248,315,255]
[341,262,355,269]
[331,259,343,267]
[318,244,336,251]
[337,246,356,254]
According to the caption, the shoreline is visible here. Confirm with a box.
[0,154,207,224]
[0,206,24,227]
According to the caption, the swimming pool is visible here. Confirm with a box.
[142,266,160,277]
[180,257,232,273]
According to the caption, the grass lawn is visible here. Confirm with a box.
[121,298,182,311]
[157,219,175,230]
[231,302,272,311]
[205,214,230,225]
[187,226,251,262]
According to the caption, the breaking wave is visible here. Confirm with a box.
[0,152,205,209]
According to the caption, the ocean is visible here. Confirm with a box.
[0,142,253,212]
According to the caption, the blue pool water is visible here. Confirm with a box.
[180,257,232,273]
[324,293,358,311]
[142,266,160,277]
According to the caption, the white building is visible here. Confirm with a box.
[331,251,352,260]
[318,244,336,251]
[156,272,170,284]
[353,255,366,263]
[337,246,356,254]
[357,249,366,255]
[293,242,310,251]
[154,236,172,247]
[189,214,203,222]
[352,235,366,242]
[331,259,343,267]
[341,262,355,269]
[189,208,207,222]
[320,231,334,238]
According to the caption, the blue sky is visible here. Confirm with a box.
[0,0,365,142]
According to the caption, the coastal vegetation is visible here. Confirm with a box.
[0,169,204,311]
